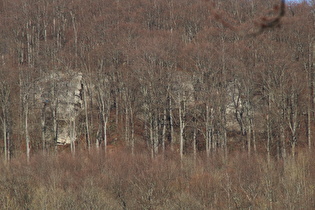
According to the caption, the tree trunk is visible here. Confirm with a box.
[125,105,129,143]
[97,85,109,153]
[206,104,211,157]
[115,94,119,127]
[2,107,7,162]
[193,124,197,162]
[104,115,108,153]
[221,105,228,158]
[52,79,58,151]
[247,122,251,156]
[288,93,298,157]
[267,115,271,163]
[7,132,10,161]
[169,94,174,151]
[307,102,311,150]
[280,121,286,159]
[0,83,9,162]
[161,108,167,154]
[267,95,272,163]
[251,118,257,153]
[52,103,58,150]
[179,100,185,160]
[130,105,135,155]
[308,40,314,150]
[312,42,315,115]
[26,21,32,67]
[291,136,296,157]
[220,37,228,159]
[70,11,78,68]
[153,112,159,155]
[70,118,76,156]
[41,104,46,154]
[83,83,90,151]
[25,100,30,163]
[149,111,154,158]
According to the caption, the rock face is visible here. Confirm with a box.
[34,70,251,146]
[36,71,83,145]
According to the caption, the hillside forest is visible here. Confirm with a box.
[1,0,315,209]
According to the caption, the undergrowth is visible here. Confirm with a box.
[0,149,314,209]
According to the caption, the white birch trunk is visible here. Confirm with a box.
[247,123,251,156]
[52,78,58,150]
[206,104,211,157]
[125,105,129,143]
[83,84,90,151]
[70,118,76,155]
[25,100,30,163]
[26,21,32,66]
[179,100,185,160]
[169,95,174,151]
[0,84,9,161]
[98,86,109,153]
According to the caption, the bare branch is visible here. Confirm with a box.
[209,0,286,37]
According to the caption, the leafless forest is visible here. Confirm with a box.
[1,0,315,209]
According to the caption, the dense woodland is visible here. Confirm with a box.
[0,0,314,160]
[1,0,315,209]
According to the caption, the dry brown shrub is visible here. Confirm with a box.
[1,148,315,209]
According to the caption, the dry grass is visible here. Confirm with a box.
[0,149,315,209]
